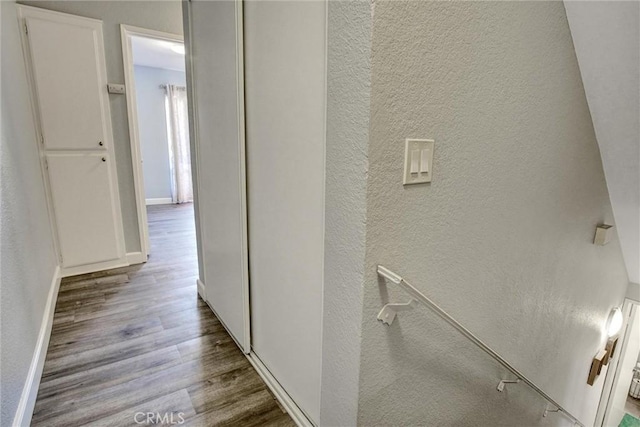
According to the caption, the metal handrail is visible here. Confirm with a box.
[376,265,584,427]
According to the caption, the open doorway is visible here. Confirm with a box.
[121,26,195,260]
[598,297,640,427]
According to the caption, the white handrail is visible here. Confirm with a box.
[376,265,584,427]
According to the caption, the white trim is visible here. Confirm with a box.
[246,352,314,427]
[145,198,173,206]
[126,251,147,265]
[317,0,328,419]
[197,278,206,301]
[233,0,252,359]
[60,258,128,278]
[121,25,184,263]
[182,0,207,292]
[12,266,61,427]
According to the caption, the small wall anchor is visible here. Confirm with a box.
[377,300,417,325]
[543,404,561,417]
[496,378,520,392]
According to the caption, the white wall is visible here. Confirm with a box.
[133,65,186,201]
[244,2,326,422]
[320,1,371,425]
[356,2,630,426]
[19,0,183,252]
[564,1,640,285]
[1,1,58,423]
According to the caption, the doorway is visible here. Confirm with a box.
[598,296,640,427]
[121,26,194,260]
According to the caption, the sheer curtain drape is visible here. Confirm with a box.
[164,85,193,204]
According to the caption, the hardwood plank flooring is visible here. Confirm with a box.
[33,203,293,427]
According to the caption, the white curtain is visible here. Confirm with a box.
[165,85,193,204]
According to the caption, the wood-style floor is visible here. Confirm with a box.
[32,203,294,427]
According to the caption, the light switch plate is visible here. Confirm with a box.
[403,139,434,185]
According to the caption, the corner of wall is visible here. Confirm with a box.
[320,1,373,425]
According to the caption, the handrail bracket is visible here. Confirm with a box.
[377,300,417,325]
[497,378,520,392]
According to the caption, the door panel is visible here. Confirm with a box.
[244,1,326,423]
[26,16,107,151]
[46,153,123,268]
[185,0,250,352]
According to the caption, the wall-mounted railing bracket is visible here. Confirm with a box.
[496,378,520,392]
[543,404,561,417]
[377,300,417,325]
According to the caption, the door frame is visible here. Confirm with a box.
[17,4,128,277]
[595,286,640,426]
[120,24,185,262]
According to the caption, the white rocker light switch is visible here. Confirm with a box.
[403,139,434,185]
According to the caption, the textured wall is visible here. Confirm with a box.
[564,1,640,284]
[0,1,58,423]
[133,65,186,201]
[358,2,629,426]
[19,0,183,252]
[320,1,371,425]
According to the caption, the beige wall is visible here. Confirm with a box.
[357,2,629,426]
[19,0,183,253]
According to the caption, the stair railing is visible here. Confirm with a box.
[376,265,584,427]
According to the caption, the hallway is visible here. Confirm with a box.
[31,204,293,426]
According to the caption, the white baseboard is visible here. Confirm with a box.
[145,198,173,206]
[246,352,314,427]
[126,251,147,265]
[60,257,128,278]
[12,265,61,427]
[197,278,206,301]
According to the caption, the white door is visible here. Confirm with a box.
[244,1,326,423]
[184,0,250,352]
[19,6,126,276]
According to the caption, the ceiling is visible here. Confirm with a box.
[565,1,640,284]
[131,35,185,72]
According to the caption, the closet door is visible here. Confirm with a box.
[19,6,126,276]
[244,1,326,423]
[184,0,250,352]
